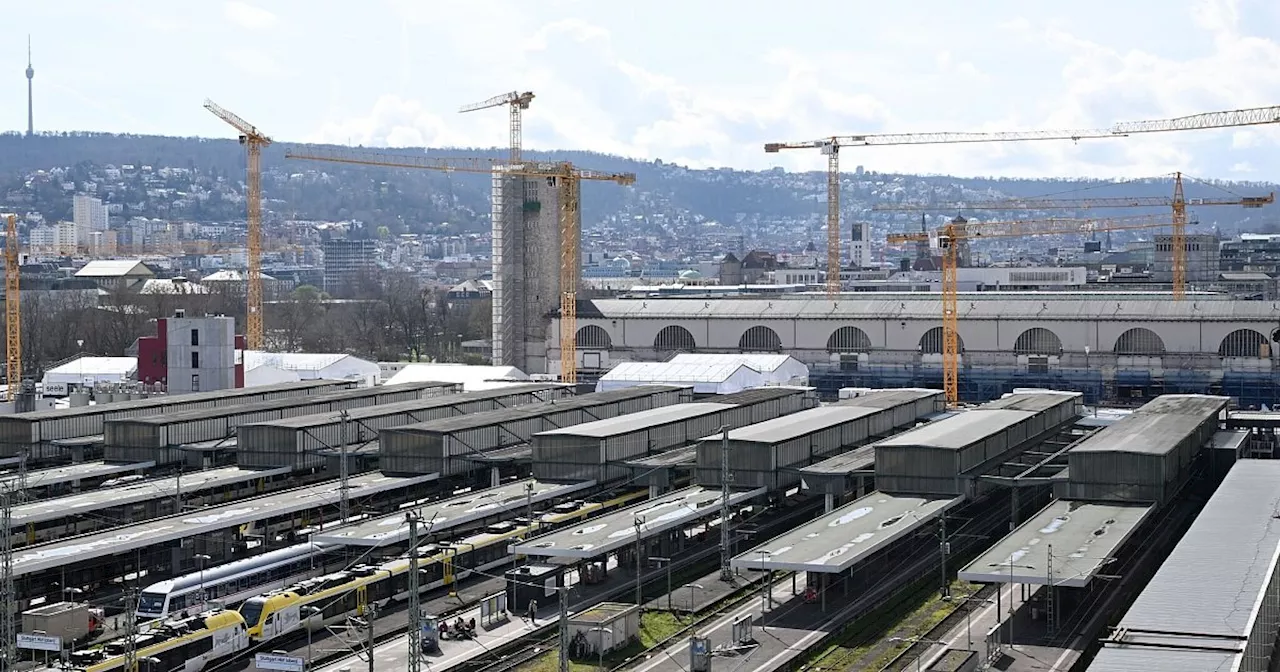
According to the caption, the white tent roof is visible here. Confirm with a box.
[667,353,809,386]
[597,361,763,395]
[385,363,529,391]
[74,260,153,278]
[244,351,352,372]
[46,356,137,376]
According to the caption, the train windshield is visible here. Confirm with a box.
[239,598,266,627]
[137,592,167,615]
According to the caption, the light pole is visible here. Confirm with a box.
[651,557,673,610]
[633,515,645,606]
[888,636,949,672]
[686,583,704,618]
[756,550,771,629]
[193,554,211,610]
[1002,560,1035,649]
[942,593,995,648]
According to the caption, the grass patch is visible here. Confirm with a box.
[803,580,975,672]
[516,610,692,672]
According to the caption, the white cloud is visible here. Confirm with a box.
[303,0,1280,179]
[223,47,288,78]
[223,1,277,31]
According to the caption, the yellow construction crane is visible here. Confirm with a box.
[4,214,18,402]
[887,213,1184,405]
[874,173,1274,299]
[204,99,272,350]
[765,104,1280,299]
[283,147,636,383]
[459,91,535,164]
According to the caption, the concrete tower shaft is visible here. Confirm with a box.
[25,36,34,137]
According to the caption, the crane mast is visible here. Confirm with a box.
[767,103,1280,303]
[204,99,272,349]
[459,91,535,165]
[284,148,635,383]
[888,213,1185,405]
[5,214,19,402]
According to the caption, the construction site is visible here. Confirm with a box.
[2,65,1280,672]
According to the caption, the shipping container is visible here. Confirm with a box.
[1065,395,1226,505]
[874,391,1083,497]
[379,386,690,477]
[103,381,457,464]
[236,383,568,471]
[0,380,352,457]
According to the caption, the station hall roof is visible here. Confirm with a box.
[584,297,1280,322]
[512,486,766,559]
[731,491,961,574]
[312,479,596,547]
[11,472,436,577]
[535,403,733,439]
[875,409,1033,451]
[1087,460,1280,672]
[958,499,1153,588]
[703,405,880,444]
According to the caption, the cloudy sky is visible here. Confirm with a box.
[6,0,1280,179]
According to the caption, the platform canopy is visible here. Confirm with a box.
[314,478,596,547]
[959,499,1153,588]
[512,485,766,559]
[731,491,962,574]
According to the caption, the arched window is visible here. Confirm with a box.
[827,327,873,353]
[654,326,696,352]
[1013,328,1063,355]
[1114,328,1165,355]
[920,327,964,354]
[739,326,782,352]
[1218,329,1269,358]
[576,325,611,350]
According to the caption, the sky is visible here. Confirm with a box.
[5,0,1280,180]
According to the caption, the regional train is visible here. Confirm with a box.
[68,489,646,671]
[136,541,345,621]
[239,488,647,641]
[65,610,248,672]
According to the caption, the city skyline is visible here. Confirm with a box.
[5,0,1280,180]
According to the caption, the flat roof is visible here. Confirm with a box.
[7,380,345,421]
[535,403,734,439]
[244,383,562,429]
[731,491,961,573]
[799,445,875,476]
[981,391,1080,413]
[106,381,450,426]
[1132,394,1226,417]
[702,405,880,445]
[512,486,766,559]
[10,465,294,527]
[1111,460,1280,640]
[624,446,697,468]
[312,479,596,547]
[0,461,155,489]
[1086,647,1235,672]
[1068,413,1210,456]
[833,388,942,409]
[11,472,437,577]
[876,409,1034,451]
[385,386,688,435]
[1212,429,1249,453]
[958,499,1153,587]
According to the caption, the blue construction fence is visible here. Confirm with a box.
[811,366,1280,409]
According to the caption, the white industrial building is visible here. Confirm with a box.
[242,351,381,387]
[384,363,530,391]
[596,361,764,395]
[42,356,137,395]
[668,354,809,386]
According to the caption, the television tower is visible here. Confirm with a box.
[25,36,34,137]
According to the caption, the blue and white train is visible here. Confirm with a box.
[136,542,342,621]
